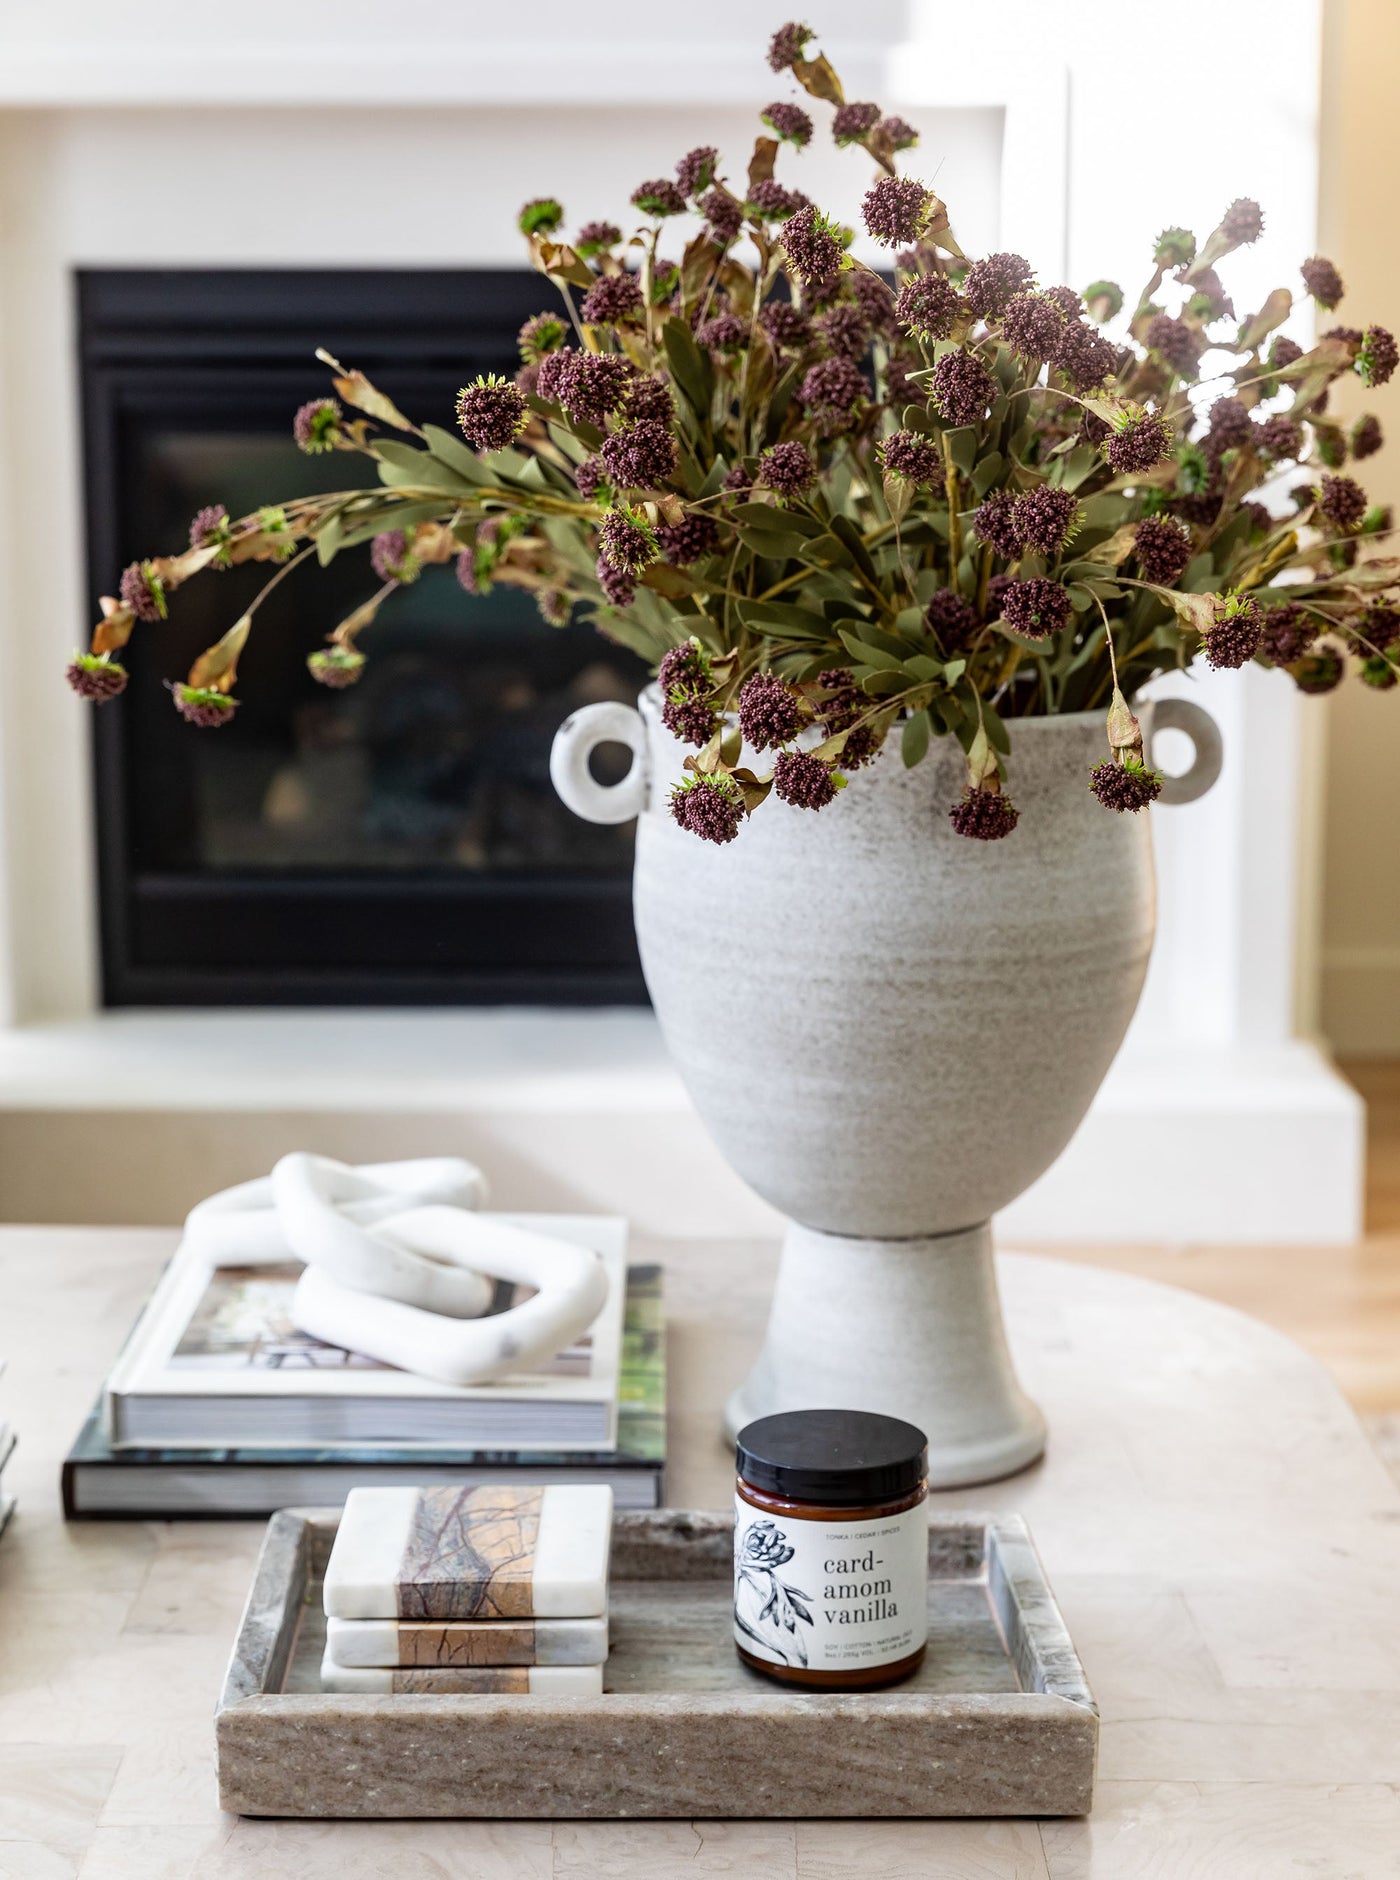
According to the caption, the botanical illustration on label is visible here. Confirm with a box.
[733,1499,928,1673]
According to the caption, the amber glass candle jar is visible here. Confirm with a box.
[734,1408,929,1690]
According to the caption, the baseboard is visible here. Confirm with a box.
[1321,948,1400,1056]
[0,1015,1366,1244]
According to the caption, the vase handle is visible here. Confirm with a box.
[1150,696,1223,806]
[549,700,650,825]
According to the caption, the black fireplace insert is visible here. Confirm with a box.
[79,269,649,1006]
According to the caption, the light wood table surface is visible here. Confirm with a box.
[2,1226,1399,1878]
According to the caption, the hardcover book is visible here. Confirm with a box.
[103,1214,627,1451]
[63,1264,664,1518]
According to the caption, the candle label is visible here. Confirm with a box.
[733,1498,928,1673]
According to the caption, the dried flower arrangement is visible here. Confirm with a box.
[68,21,1399,844]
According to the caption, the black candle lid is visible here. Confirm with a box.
[736,1409,928,1507]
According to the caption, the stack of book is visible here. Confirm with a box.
[319,1483,612,1694]
[62,1215,664,1517]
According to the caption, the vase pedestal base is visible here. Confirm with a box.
[723,1220,1046,1489]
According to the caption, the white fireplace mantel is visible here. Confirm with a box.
[0,0,1362,1240]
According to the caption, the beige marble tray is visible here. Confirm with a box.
[216,1506,1097,1818]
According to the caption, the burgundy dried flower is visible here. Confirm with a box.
[1259,413,1304,460]
[1361,604,1400,652]
[1186,266,1234,323]
[172,683,237,728]
[675,146,718,199]
[662,690,717,746]
[817,303,870,360]
[595,555,636,607]
[1241,500,1272,536]
[558,353,634,427]
[1258,603,1316,666]
[580,273,644,326]
[598,508,658,575]
[1102,409,1173,474]
[657,642,708,693]
[697,313,748,353]
[949,786,1019,840]
[1206,396,1252,452]
[738,672,803,750]
[883,352,924,404]
[862,176,932,248]
[65,653,128,702]
[879,116,919,151]
[1318,472,1368,534]
[575,220,621,257]
[455,548,479,593]
[1053,321,1117,393]
[781,205,845,286]
[972,491,1022,558]
[963,252,1035,319]
[1202,596,1263,669]
[657,511,721,565]
[833,101,881,146]
[759,440,817,500]
[767,20,814,72]
[723,464,753,494]
[189,503,230,557]
[1357,325,1399,387]
[599,420,679,489]
[851,271,897,337]
[1044,285,1083,318]
[1090,758,1162,813]
[631,178,687,218]
[985,573,1016,619]
[575,455,608,502]
[456,374,527,452]
[1000,578,1071,640]
[670,772,745,843]
[815,668,863,728]
[370,530,417,584]
[1132,515,1193,585]
[924,589,978,652]
[1013,486,1079,554]
[801,354,865,420]
[1300,255,1344,308]
[701,189,744,245]
[307,646,365,689]
[1325,324,1364,349]
[293,397,342,454]
[1220,198,1264,244]
[879,429,941,485]
[746,179,808,223]
[762,101,813,147]
[1001,291,1066,361]
[1144,313,1200,376]
[535,588,571,627]
[621,377,673,427]
[1270,336,1304,371]
[1351,414,1384,460]
[120,561,165,623]
[929,349,997,426]
[895,272,960,342]
[1293,649,1344,694]
[534,346,577,405]
[773,747,838,809]
[760,301,811,351]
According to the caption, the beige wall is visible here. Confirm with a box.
[1318,0,1400,1053]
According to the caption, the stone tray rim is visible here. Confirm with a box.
[216,1505,1098,1818]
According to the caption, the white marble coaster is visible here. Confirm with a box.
[325,1610,608,1668]
[323,1483,613,1620]
[319,1648,603,1696]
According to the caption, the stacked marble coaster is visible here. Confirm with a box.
[320,1482,612,1694]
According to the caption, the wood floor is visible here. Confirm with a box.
[1042,1059,1400,1417]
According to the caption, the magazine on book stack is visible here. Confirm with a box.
[65,1265,665,1518]
[103,1215,627,1451]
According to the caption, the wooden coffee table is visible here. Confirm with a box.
[2,1227,1398,1876]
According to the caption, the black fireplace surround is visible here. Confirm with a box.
[80,269,650,1007]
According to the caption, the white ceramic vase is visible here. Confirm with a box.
[551,685,1221,1485]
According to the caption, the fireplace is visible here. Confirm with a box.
[79,268,649,1006]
